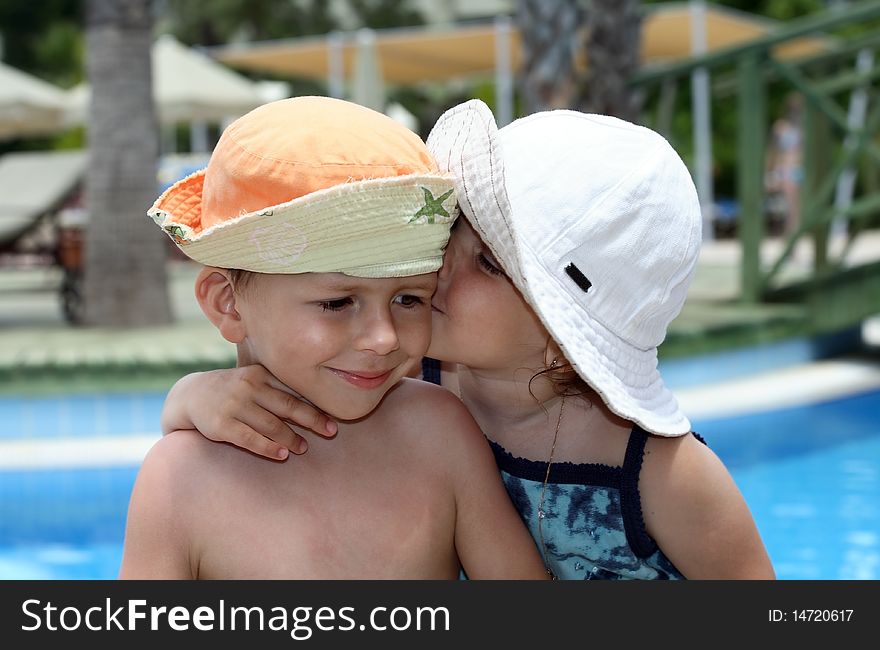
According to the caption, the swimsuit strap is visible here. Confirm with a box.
[420,356,442,385]
[620,424,658,559]
[620,426,708,558]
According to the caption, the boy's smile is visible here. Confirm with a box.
[326,367,395,390]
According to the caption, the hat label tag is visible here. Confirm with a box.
[408,188,454,224]
[565,262,592,293]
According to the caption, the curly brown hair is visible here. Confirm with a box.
[529,360,591,400]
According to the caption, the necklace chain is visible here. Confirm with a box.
[537,395,565,580]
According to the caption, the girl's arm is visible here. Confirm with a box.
[426,391,549,580]
[161,365,338,460]
[641,433,776,579]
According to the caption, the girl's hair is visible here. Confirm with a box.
[529,361,591,399]
[528,338,593,404]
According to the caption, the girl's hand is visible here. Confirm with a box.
[161,365,338,460]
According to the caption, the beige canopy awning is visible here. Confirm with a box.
[211,3,832,84]
[67,34,268,127]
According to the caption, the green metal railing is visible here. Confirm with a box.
[633,1,880,334]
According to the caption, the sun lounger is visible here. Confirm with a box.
[0,150,87,249]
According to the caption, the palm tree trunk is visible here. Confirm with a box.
[83,0,171,326]
[581,0,643,121]
[516,0,583,114]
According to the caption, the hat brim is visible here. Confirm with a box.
[426,100,690,436]
[149,170,458,278]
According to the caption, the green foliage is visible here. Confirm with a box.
[347,0,423,29]
[160,0,423,46]
[722,0,823,21]
[0,0,82,85]
[160,0,336,46]
[158,0,425,99]
[32,20,85,87]
[51,127,87,151]
[644,0,824,20]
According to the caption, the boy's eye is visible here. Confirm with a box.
[477,252,505,276]
[394,294,425,308]
[319,297,353,312]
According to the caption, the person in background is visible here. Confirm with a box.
[766,92,804,236]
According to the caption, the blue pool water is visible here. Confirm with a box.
[692,388,880,580]
[0,388,878,579]
[0,392,167,441]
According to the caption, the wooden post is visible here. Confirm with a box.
[737,51,766,303]
[802,91,833,273]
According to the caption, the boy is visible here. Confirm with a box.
[118,97,548,579]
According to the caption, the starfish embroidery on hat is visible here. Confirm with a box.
[409,188,453,224]
[164,225,191,245]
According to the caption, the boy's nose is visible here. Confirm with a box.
[354,307,400,355]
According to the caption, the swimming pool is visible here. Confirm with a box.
[693,387,879,579]
[0,391,160,579]
[0,387,877,579]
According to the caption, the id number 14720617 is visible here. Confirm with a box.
[768,610,853,622]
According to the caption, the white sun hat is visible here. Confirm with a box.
[426,99,702,436]
[149,96,457,278]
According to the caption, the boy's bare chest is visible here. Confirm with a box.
[194,455,459,579]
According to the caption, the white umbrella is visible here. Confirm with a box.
[66,34,266,126]
[0,62,68,140]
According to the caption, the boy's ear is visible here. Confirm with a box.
[195,267,246,344]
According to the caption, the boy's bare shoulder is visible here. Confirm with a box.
[146,428,219,465]
[380,378,474,425]
[142,429,250,489]
[378,378,489,452]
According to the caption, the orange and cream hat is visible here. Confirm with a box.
[148,96,458,277]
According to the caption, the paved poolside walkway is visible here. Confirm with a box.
[0,260,234,392]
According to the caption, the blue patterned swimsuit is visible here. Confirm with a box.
[490,427,688,580]
[422,358,690,580]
